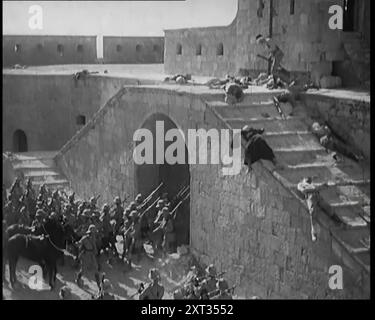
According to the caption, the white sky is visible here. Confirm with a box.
[3,1,238,36]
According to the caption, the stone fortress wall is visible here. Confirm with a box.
[3,35,164,66]
[164,0,371,87]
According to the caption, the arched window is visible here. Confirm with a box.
[136,44,142,53]
[77,44,84,53]
[13,130,28,152]
[217,43,224,56]
[116,44,122,52]
[196,44,202,56]
[57,44,64,56]
[14,44,21,53]
[37,43,43,51]
[176,43,182,55]
[76,115,86,125]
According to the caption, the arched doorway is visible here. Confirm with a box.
[135,113,190,246]
[13,129,28,152]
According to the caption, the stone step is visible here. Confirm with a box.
[12,158,56,169]
[211,102,281,119]
[226,117,307,132]
[274,148,330,166]
[331,227,370,255]
[264,132,321,150]
[318,184,370,207]
[32,179,70,190]
[280,163,370,185]
[203,90,285,105]
[319,200,368,228]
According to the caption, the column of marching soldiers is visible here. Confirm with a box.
[2,178,234,300]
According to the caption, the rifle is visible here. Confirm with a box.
[94,194,101,202]
[209,285,236,299]
[139,196,161,219]
[256,54,287,73]
[129,283,144,299]
[139,182,164,209]
[170,192,190,218]
[272,96,286,120]
[196,271,226,283]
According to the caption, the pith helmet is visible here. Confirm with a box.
[148,268,160,281]
[102,279,112,291]
[129,210,138,219]
[205,264,217,277]
[162,207,170,216]
[156,199,164,209]
[102,203,110,211]
[50,212,59,220]
[83,209,91,217]
[135,193,142,202]
[86,224,96,234]
[129,201,137,210]
[217,278,229,291]
[35,209,44,218]
[114,196,121,204]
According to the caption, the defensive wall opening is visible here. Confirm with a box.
[13,129,28,152]
[135,113,190,247]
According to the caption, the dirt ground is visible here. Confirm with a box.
[3,238,196,300]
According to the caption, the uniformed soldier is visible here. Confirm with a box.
[138,268,164,300]
[88,196,99,212]
[18,205,31,226]
[128,211,143,263]
[76,224,101,291]
[99,203,117,258]
[9,178,23,205]
[200,264,218,299]
[111,197,124,235]
[97,279,116,300]
[77,209,92,238]
[161,208,176,254]
[135,193,143,206]
[31,209,46,235]
[211,279,233,300]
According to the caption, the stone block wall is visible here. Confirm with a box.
[164,0,371,82]
[301,93,370,159]
[55,86,369,298]
[2,74,146,152]
[3,35,98,67]
[164,24,237,77]
[103,37,164,64]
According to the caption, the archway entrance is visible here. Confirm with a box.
[13,129,28,152]
[135,113,190,246]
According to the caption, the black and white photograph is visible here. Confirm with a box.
[2,0,371,303]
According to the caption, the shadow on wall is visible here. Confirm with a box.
[135,113,190,246]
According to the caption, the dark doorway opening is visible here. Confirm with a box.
[135,113,190,246]
[343,0,356,32]
[13,130,28,152]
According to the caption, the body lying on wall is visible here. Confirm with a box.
[300,93,370,160]
[3,35,97,67]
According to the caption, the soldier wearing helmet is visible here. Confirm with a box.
[200,264,218,299]
[211,279,233,300]
[138,268,164,300]
[76,224,101,291]
[111,196,124,236]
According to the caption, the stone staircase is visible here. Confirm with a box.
[341,32,370,87]
[206,95,370,273]
[8,151,71,192]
